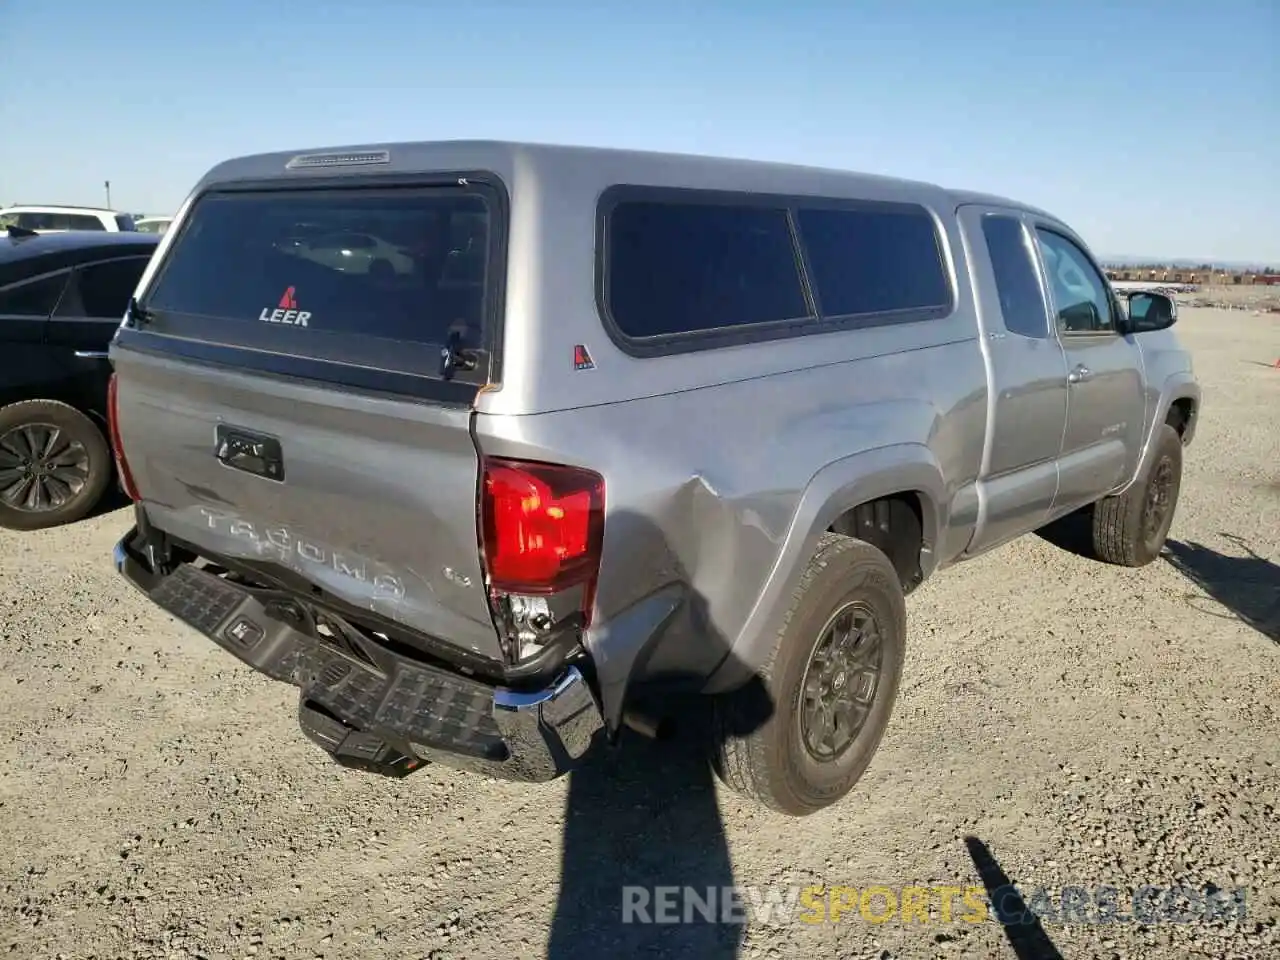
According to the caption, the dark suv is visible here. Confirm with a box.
[0,228,160,530]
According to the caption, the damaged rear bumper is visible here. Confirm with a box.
[113,527,603,783]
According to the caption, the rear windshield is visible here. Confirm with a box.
[143,186,492,377]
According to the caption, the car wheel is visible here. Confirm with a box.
[0,400,113,531]
[1091,423,1184,567]
[710,533,906,816]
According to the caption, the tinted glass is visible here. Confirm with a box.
[1035,229,1114,333]
[115,213,137,231]
[0,272,68,316]
[145,189,491,351]
[73,257,150,318]
[981,216,1049,338]
[63,214,106,231]
[312,232,376,250]
[797,206,951,317]
[604,200,809,338]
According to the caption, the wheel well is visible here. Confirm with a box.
[0,393,110,472]
[0,394,106,433]
[1166,398,1194,437]
[828,493,924,593]
[1,382,104,425]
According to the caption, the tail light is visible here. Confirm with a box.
[106,374,140,501]
[479,457,604,663]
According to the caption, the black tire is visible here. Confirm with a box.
[711,533,906,816]
[0,400,112,531]
[1092,423,1183,567]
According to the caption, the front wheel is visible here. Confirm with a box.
[710,534,907,817]
[1091,423,1184,566]
[0,400,113,531]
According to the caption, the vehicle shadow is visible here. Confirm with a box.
[87,484,132,521]
[1034,509,1098,561]
[545,712,746,958]
[964,836,1064,960]
[1164,535,1280,643]
[545,508,775,959]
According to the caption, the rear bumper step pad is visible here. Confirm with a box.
[114,529,602,782]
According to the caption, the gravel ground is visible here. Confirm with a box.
[2,307,1278,960]
[1179,284,1280,314]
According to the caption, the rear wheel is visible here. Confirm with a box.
[0,400,112,531]
[1091,423,1183,566]
[711,534,906,816]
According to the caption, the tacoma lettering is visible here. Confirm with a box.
[196,507,405,599]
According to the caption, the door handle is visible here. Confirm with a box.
[215,424,285,481]
[1067,364,1092,384]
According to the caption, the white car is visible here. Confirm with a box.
[285,231,415,277]
[0,205,137,233]
[134,217,173,234]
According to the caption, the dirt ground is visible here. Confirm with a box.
[2,308,1277,960]
[1179,284,1280,314]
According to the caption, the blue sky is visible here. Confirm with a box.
[1,0,1276,263]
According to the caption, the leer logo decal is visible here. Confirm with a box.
[573,344,595,371]
[260,286,311,327]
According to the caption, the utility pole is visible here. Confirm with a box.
[104,180,111,209]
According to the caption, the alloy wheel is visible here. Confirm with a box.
[799,600,885,762]
[0,422,92,513]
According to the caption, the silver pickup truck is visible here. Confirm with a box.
[107,141,1199,816]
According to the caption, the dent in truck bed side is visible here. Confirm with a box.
[699,443,957,697]
[470,334,986,720]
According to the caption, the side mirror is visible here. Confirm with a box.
[1123,291,1178,334]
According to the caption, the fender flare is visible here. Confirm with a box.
[702,442,948,694]
[1115,373,1200,496]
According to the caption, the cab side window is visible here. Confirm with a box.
[1035,228,1115,334]
[982,215,1049,338]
